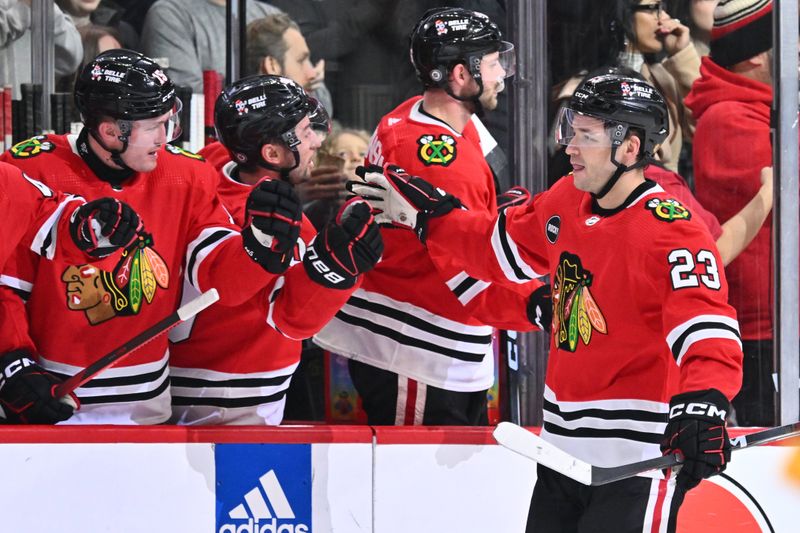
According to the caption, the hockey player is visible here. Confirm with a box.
[168,75,382,425]
[0,50,305,425]
[353,74,743,531]
[313,7,548,426]
[0,161,143,423]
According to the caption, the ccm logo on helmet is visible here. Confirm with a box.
[669,402,727,420]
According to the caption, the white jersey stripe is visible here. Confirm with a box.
[491,215,542,283]
[0,274,33,293]
[31,195,80,259]
[185,227,237,289]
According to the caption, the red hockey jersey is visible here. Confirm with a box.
[0,161,85,270]
[168,150,357,425]
[314,96,539,392]
[426,176,743,471]
[0,133,275,424]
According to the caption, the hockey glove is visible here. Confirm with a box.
[70,197,142,257]
[497,186,532,212]
[661,388,731,490]
[0,350,78,424]
[242,179,303,274]
[304,198,383,289]
[349,164,462,243]
[526,284,552,332]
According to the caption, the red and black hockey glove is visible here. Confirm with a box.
[304,198,384,289]
[661,388,731,490]
[70,197,142,257]
[0,350,78,424]
[526,284,552,332]
[497,186,532,212]
[349,164,462,243]
[242,179,303,274]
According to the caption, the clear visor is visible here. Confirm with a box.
[123,97,183,147]
[553,106,627,148]
[496,41,516,79]
[308,97,331,141]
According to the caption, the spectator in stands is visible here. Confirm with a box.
[549,0,701,176]
[245,13,332,117]
[141,0,281,93]
[0,0,83,99]
[56,25,122,94]
[667,0,720,56]
[684,0,776,426]
[55,0,139,49]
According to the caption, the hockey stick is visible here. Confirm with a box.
[54,288,220,398]
[493,421,800,486]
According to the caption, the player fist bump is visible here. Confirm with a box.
[242,179,303,274]
[71,197,142,257]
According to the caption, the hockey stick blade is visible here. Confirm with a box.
[54,288,220,398]
[493,421,800,486]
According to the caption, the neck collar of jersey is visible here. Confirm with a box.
[591,179,658,217]
[77,127,134,188]
[413,100,464,137]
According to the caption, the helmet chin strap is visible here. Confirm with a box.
[591,146,647,200]
[444,81,485,117]
[89,122,133,171]
[256,148,300,182]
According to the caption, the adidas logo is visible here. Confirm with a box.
[387,117,401,126]
[219,470,309,533]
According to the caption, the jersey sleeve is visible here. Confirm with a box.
[648,222,743,399]
[177,163,278,308]
[427,198,550,287]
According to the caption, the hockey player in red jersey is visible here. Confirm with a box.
[353,74,743,531]
[0,50,306,425]
[168,75,382,425]
[313,7,548,426]
[0,161,145,423]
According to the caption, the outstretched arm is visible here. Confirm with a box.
[715,166,773,266]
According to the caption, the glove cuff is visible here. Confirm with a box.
[668,388,730,423]
[242,226,292,274]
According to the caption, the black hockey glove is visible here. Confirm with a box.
[70,197,142,257]
[0,350,78,424]
[526,284,552,332]
[497,186,532,212]
[349,164,462,243]
[661,388,731,491]
[304,198,384,289]
[242,179,303,274]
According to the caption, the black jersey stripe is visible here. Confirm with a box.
[451,276,479,297]
[186,229,235,286]
[334,310,487,362]
[49,359,169,388]
[77,375,170,405]
[171,373,293,389]
[171,389,288,408]
[345,296,492,344]
[543,421,663,445]
[543,399,668,424]
[497,211,532,282]
[670,322,742,361]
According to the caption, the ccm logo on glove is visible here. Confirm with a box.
[0,356,34,390]
[669,402,727,419]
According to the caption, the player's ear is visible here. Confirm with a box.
[260,142,283,165]
[96,118,121,143]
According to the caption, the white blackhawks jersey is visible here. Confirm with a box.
[425,176,744,473]
[314,96,539,392]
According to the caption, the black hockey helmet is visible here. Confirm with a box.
[215,75,321,176]
[75,49,176,126]
[555,72,669,198]
[409,7,514,112]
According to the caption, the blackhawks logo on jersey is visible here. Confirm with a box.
[552,251,607,352]
[10,136,55,159]
[165,144,205,160]
[645,198,691,222]
[418,134,456,166]
[61,232,170,325]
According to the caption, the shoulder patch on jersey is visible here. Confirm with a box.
[645,198,691,223]
[10,136,55,159]
[417,134,456,166]
[545,215,561,244]
[553,251,607,352]
[165,144,205,161]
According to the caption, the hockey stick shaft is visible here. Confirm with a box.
[54,288,219,398]
[493,421,800,486]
